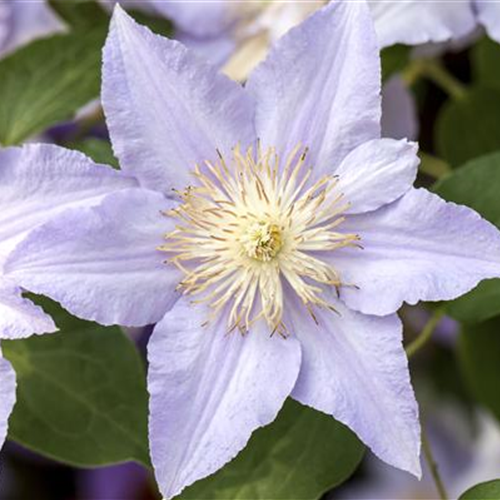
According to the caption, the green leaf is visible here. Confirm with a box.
[434,151,500,225]
[446,280,500,325]
[48,0,109,29]
[179,400,364,500]
[0,27,106,146]
[458,318,500,424]
[434,152,500,323]
[436,86,500,167]
[459,480,500,500]
[70,138,118,168]
[381,45,410,83]
[2,298,150,468]
[472,36,500,89]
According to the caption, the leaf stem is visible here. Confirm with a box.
[422,427,449,500]
[418,152,452,180]
[403,59,467,101]
[406,308,445,359]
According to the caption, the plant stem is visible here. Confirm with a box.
[419,152,452,180]
[403,59,467,100]
[422,427,449,500]
[424,60,467,100]
[406,308,445,359]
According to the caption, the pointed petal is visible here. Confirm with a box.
[148,300,301,499]
[0,279,56,339]
[369,0,476,48]
[0,349,16,452]
[287,295,421,477]
[6,189,180,327]
[103,6,256,193]
[247,1,381,176]
[477,1,500,43]
[0,144,136,266]
[335,188,500,316]
[337,138,419,215]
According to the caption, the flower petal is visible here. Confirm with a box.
[381,76,419,141]
[336,138,419,215]
[0,279,56,339]
[335,188,500,316]
[368,0,476,48]
[0,349,16,452]
[247,1,381,176]
[477,1,500,43]
[148,299,301,499]
[0,3,11,50]
[178,31,236,68]
[152,1,235,38]
[3,1,65,54]
[6,189,180,327]
[103,6,256,193]
[286,294,421,477]
[0,144,136,266]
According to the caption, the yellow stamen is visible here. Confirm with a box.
[159,144,359,335]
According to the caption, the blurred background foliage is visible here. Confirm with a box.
[1,1,500,499]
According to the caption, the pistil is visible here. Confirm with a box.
[241,221,283,262]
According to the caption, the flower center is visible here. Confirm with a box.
[242,221,283,262]
[159,144,359,337]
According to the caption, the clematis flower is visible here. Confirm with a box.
[0,145,136,462]
[6,3,500,498]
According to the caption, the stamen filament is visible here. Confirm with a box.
[159,144,359,334]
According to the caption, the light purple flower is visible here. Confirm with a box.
[0,144,136,458]
[6,3,500,498]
